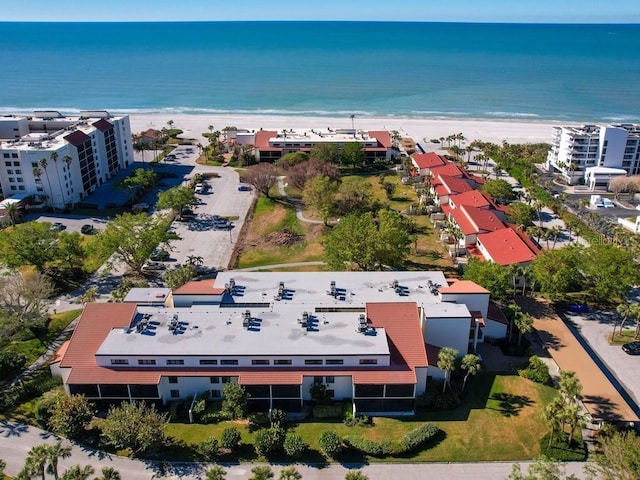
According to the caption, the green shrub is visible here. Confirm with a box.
[221,427,241,450]
[343,412,372,427]
[254,426,285,458]
[416,384,460,409]
[318,430,343,458]
[402,423,440,452]
[343,436,393,457]
[539,433,587,461]
[283,432,308,458]
[0,369,61,413]
[197,437,219,460]
[248,412,271,428]
[518,355,551,385]
[313,403,343,419]
[270,408,286,426]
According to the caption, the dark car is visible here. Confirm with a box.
[238,185,251,191]
[80,224,94,235]
[622,342,640,355]
[150,248,170,261]
[568,304,589,314]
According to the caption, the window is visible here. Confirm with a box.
[220,359,238,366]
[252,359,269,365]
[32,162,38,168]
[170,389,180,398]
[326,389,335,398]
[210,376,220,384]
[325,359,343,365]
[210,390,221,399]
[221,377,234,384]
[166,359,184,365]
[15,169,21,174]
[313,376,324,384]
[17,177,23,183]
[12,156,18,160]
[138,359,156,365]
[274,359,292,365]
[18,186,25,190]
[110,359,129,365]
[6,170,12,174]
[168,376,178,384]
[359,359,378,365]
[3,155,10,160]
[305,359,323,365]
[10,186,16,191]
[200,359,217,365]
[325,376,335,384]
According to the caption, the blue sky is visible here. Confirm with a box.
[2,0,639,23]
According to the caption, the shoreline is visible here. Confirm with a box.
[127,113,569,146]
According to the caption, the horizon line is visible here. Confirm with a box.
[2,19,640,25]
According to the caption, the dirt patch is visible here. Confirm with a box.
[264,229,303,247]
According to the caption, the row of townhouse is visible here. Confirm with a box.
[545,123,640,189]
[411,152,539,267]
[0,110,133,209]
[51,272,508,417]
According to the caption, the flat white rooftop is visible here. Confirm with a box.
[215,271,448,307]
[96,305,390,357]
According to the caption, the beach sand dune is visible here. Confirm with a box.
[128,113,569,146]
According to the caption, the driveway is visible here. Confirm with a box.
[564,309,640,415]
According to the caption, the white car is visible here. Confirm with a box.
[194,183,205,194]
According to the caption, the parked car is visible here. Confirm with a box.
[150,248,170,261]
[142,261,166,273]
[238,184,251,191]
[568,304,589,314]
[194,183,205,194]
[50,222,65,231]
[178,207,196,221]
[622,341,640,355]
[80,224,94,235]
[213,220,233,230]
[132,203,150,213]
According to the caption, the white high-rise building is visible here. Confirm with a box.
[0,110,133,208]
[546,124,640,188]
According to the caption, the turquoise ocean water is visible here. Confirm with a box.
[1,21,639,122]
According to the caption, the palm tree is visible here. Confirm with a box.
[550,225,562,249]
[3,201,23,226]
[461,354,481,391]
[344,471,368,480]
[204,466,227,480]
[133,141,146,165]
[278,467,302,480]
[59,464,94,480]
[350,114,355,131]
[630,304,640,339]
[23,444,49,480]
[514,311,533,346]
[249,466,274,480]
[50,151,66,209]
[611,303,632,340]
[437,346,458,393]
[543,397,564,447]
[39,157,54,210]
[45,442,71,480]
[96,466,121,480]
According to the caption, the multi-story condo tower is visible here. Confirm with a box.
[546,124,640,188]
[0,110,133,208]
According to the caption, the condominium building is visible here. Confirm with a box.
[0,110,133,208]
[252,128,394,163]
[51,272,508,416]
[546,124,640,188]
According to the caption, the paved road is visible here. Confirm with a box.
[0,420,589,480]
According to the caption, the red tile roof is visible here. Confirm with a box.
[430,163,465,178]
[437,175,474,195]
[50,340,70,365]
[64,130,91,147]
[173,279,226,295]
[451,205,506,236]
[450,190,492,209]
[254,130,278,151]
[477,227,539,266]
[92,118,113,132]
[411,152,448,170]
[439,280,489,295]
[368,131,392,148]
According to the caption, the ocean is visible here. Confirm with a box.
[1,21,639,122]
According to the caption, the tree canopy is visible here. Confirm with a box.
[482,178,517,201]
[463,257,511,303]
[243,163,278,198]
[340,142,365,168]
[156,186,195,213]
[322,210,412,270]
[94,213,173,274]
[303,175,339,225]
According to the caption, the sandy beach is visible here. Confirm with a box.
[127,113,568,147]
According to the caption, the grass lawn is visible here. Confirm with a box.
[164,373,555,463]
[9,309,82,365]
[235,197,325,269]
[608,328,637,345]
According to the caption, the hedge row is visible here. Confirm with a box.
[313,403,343,418]
[402,422,440,452]
[342,422,440,457]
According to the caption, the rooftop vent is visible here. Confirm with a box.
[329,280,337,297]
[242,310,252,328]
[276,281,285,300]
[357,314,368,333]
